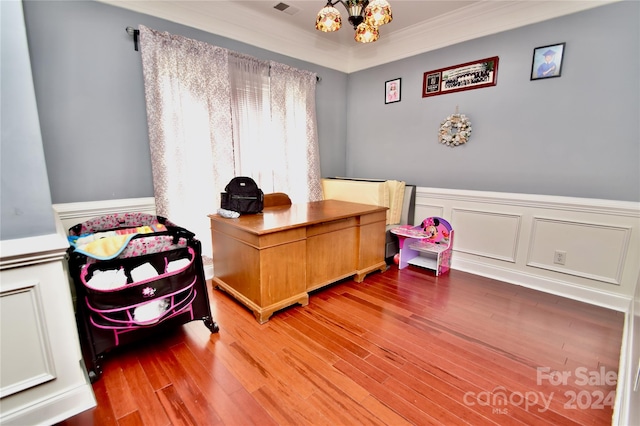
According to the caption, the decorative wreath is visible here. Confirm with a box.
[439,113,472,147]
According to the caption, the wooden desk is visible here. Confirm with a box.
[209,200,388,323]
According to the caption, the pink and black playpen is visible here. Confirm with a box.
[67,213,218,382]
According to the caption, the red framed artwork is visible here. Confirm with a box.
[422,56,499,98]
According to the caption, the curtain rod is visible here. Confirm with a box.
[125,26,320,82]
[125,26,140,51]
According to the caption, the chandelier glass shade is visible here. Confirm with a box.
[354,22,379,43]
[365,0,393,27]
[315,5,342,32]
[315,0,392,43]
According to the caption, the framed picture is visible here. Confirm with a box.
[422,56,498,98]
[385,78,401,104]
[531,42,565,80]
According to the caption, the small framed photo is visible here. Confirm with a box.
[424,72,441,95]
[531,42,565,80]
[385,78,401,104]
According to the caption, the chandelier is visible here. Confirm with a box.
[315,0,393,43]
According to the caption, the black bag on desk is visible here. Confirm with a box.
[221,176,264,214]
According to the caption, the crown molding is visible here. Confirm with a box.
[349,0,618,71]
[101,0,352,71]
[101,0,619,73]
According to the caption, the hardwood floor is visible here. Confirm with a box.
[59,266,624,426]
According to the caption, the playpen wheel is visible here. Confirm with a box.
[203,317,219,333]
[88,367,103,383]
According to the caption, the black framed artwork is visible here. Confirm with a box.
[385,78,401,104]
[531,43,565,80]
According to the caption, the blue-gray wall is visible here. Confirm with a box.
[22,0,348,204]
[5,1,638,241]
[1,1,56,239]
[347,1,639,201]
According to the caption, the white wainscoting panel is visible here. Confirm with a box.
[0,280,56,398]
[0,233,95,425]
[415,204,444,221]
[451,208,521,262]
[414,187,640,311]
[527,217,630,285]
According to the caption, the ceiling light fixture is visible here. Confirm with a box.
[315,0,392,44]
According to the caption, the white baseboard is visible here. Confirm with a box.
[453,257,631,312]
[612,275,640,426]
[1,380,96,426]
[613,305,631,426]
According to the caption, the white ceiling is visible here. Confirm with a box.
[102,0,617,73]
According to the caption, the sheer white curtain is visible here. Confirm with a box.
[139,26,323,260]
[139,26,235,258]
[269,62,323,203]
[228,56,322,201]
[228,53,273,189]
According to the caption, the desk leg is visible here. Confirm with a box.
[214,277,309,324]
[354,261,388,282]
[253,293,309,324]
[397,237,419,269]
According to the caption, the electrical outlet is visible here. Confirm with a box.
[554,250,567,265]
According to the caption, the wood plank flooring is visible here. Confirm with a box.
[59,266,624,426]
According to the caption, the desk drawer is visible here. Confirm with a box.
[359,210,387,225]
[307,217,357,237]
[307,226,357,290]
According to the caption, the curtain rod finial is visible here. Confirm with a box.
[126,26,140,51]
